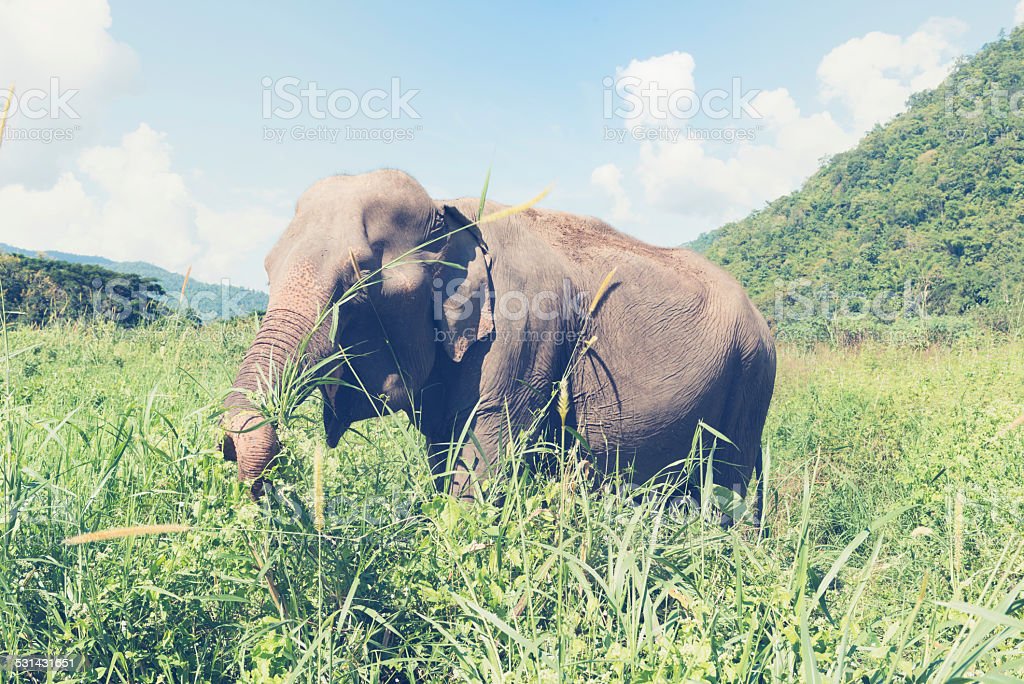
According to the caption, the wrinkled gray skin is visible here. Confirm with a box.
[222,170,776,503]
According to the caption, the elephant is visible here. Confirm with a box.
[220,169,776,510]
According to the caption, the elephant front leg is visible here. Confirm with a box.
[426,408,510,500]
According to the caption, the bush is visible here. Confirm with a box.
[774,313,987,349]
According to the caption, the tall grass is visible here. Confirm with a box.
[0,312,1021,681]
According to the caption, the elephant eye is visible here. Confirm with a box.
[428,210,445,236]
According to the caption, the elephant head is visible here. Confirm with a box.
[221,170,494,487]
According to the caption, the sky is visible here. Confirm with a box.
[1,0,1022,290]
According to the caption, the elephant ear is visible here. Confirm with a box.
[435,205,495,362]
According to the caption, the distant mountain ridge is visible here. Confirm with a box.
[692,26,1024,324]
[0,243,268,320]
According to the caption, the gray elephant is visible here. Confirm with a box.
[221,169,776,507]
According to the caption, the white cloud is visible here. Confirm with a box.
[1016,0,1024,26]
[590,163,632,222]
[0,0,136,89]
[613,51,697,131]
[0,125,287,289]
[0,0,288,290]
[0,0,140,185]
[818,17,966,133]
[634,89,853,225]
[592,17,969,242]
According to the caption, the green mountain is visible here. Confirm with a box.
[694,27,1024,329]
[0,252,174,327]
[0,243,267,321]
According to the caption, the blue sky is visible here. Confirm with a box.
[1,1,1020,289]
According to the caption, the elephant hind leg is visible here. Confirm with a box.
[713,357,775,524]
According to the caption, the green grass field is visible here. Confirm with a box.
[1,318,1022,682]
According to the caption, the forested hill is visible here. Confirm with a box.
[693,27,1024,320]
[0,252,173,326]
[0,243,268,320]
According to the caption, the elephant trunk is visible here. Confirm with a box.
[222,305,332,482]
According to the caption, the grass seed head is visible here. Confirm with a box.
[557,379,570,427]
[64,524,191,545]
[313,445,325,531]
[588,267,618,315]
